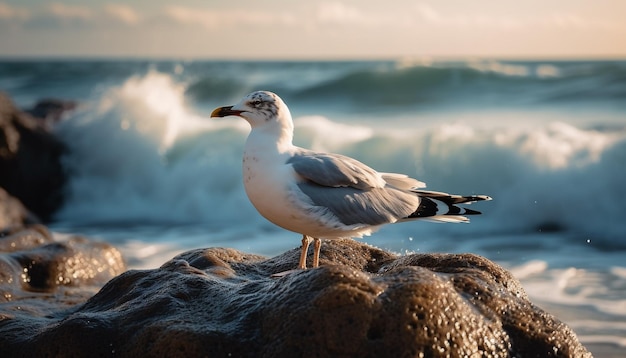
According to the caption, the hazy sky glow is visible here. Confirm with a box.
[1,0,625,59]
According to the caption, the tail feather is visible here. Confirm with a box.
[404,190,491,223]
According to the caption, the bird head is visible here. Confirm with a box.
[211,91,292,130]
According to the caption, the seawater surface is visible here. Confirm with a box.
[2,58,625,356]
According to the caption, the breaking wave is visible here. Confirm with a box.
[53,70,626,248]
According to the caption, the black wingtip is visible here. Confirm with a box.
[407,191,490,219]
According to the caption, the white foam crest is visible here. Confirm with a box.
[466,60,562,79]
[96,70,247,150]
[575,334,626,348]
[394,56,435,70]
[426,121,616,171]
[569,320,626,332]
[55,78,626,241]
[535,64,560,78]
[289,116,626,240]
[496,122,615,170]
[121,240,185,270]
[54,71,259,226]
[509,260,548,279]
[512,263,626,350]
[610,266,626,279]
[95,70,186,152]
[467,60,530,77]
[517,266,626,317]
[294,115,374,152]
[410,120,626,237]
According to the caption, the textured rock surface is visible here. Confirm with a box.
[0,92,67,222]
[0,238,590,357]
[24,98,77,127]
[0,225,125,313]
[0,188,39,228]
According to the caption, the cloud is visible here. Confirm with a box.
[550,14,588,28]
[2,1,624,58]
[1,2,93,29]
[163,5,295,30]
[313,2,526,30]
[104,4,140,25]
[0,2,30,20]
[414,2,624,32]
[545,13,623,30]
[414,3,522,30]
[164,6,218,29]
[17,2,94,29]
[415,3,440,23]
[317,2,369,24]
[2,3,144,30]
[47,3,92,20]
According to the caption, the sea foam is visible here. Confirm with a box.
[53,70,626,247]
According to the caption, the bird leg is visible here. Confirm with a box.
[271,235,319,278]
[312,237,321,267]
[299,235,313,269]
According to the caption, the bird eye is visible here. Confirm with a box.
[251,100,262,106]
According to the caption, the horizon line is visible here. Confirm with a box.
[0,53,625,62]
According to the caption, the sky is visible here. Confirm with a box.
[0,0,625,59]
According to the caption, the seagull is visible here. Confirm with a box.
[211,91,491,271]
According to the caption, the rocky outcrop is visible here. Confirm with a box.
[0,238,590,357]
[0,92,69,222]
[0,226,125,306]
[0,188,39,228]
[24,98,77,127]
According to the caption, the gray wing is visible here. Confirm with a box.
[287,151,419,226]
[287,151,384,190]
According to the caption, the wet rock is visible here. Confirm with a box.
[0,92,67,222]
[23,98,77,127]
[0,225,125,312]
[0,188,39,228]
[0,239,589,357]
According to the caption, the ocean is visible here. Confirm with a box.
[1,58,625,355]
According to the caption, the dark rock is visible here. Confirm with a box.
[24,98,77,127]
[0,239,590,357]
[0,226,125,311]
[0,92,67,222]
[0,187,39,228]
